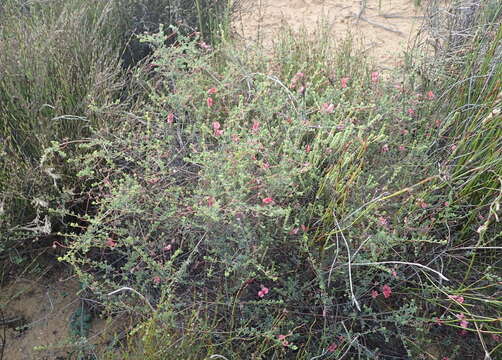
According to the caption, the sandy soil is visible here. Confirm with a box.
[234,0,425,68]
[1,273,126,359]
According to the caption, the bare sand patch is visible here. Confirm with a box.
[234,0,425,68]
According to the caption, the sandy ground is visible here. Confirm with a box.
[234,0,425,68]
[1,273,126,359]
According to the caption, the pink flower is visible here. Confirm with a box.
[456,313,469,329]
[407,108,415,116]
[371,71,380,83]
[371,290,379,299]
[262,197,274,204]
[152,276,161,284]
[262,162,270,169]
[327,342,338,352]
[260,285,269,295]
[251,120,260,133]
[106,238,117,248]
[167,113,174,124]
[277,334,289,346]
[289,72,304,89]
[289,228,299,235]
[341,77,349,88]
[207,87,217,94]
[426,90,435,100]
[207,97,214,107]
[305,144,311,153]
[199,41,212,51]
[398,145,406,151]
[381,144,389,153]
[212,121,223,136]
[448,295,464,304]
[391,269,398,278]
[231,134,240,143]
[382,284,392,298]
[321,103,335,114]
[164,244,172,251]
[207,197,215,207]
[378,216,388,226]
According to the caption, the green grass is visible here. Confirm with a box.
[0,0,236,269]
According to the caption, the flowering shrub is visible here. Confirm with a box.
[58,22,499,359]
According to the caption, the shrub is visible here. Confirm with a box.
[60,25,465,358]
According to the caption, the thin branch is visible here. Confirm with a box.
[354,14,404,36]
[107,286,155,312]
[335,217,361,312]
[349,261,450,281]
[356,0,367,22]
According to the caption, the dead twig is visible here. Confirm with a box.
[356,0,367,22]
[381,13,425,19]
[353,13,404,36]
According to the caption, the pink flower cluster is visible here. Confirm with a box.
[167,113,174,124]
[258,284,269,298]
[456,313,469,330]
[212,121,223,136]
[251,120,260,133]
[340,77,349,88]
[321,103,335,114]
[289,72,304,89]
[448,295,464,304]
[371,284,392,299]
[371,71,380,83]
[262,197,273,204]
[277,334,289,346]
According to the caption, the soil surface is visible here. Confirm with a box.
[234,0,424,68]
[1,272,126,359]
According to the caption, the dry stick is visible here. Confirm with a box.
[355,14,404,36]
[381,13,425,19]
[356,0,367,22]
[335,218,361,312]
[339,335,361,360]
[375,176,438,203]
[447,246,502,251]
[349,261,450,282]
[107,287,155,312]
